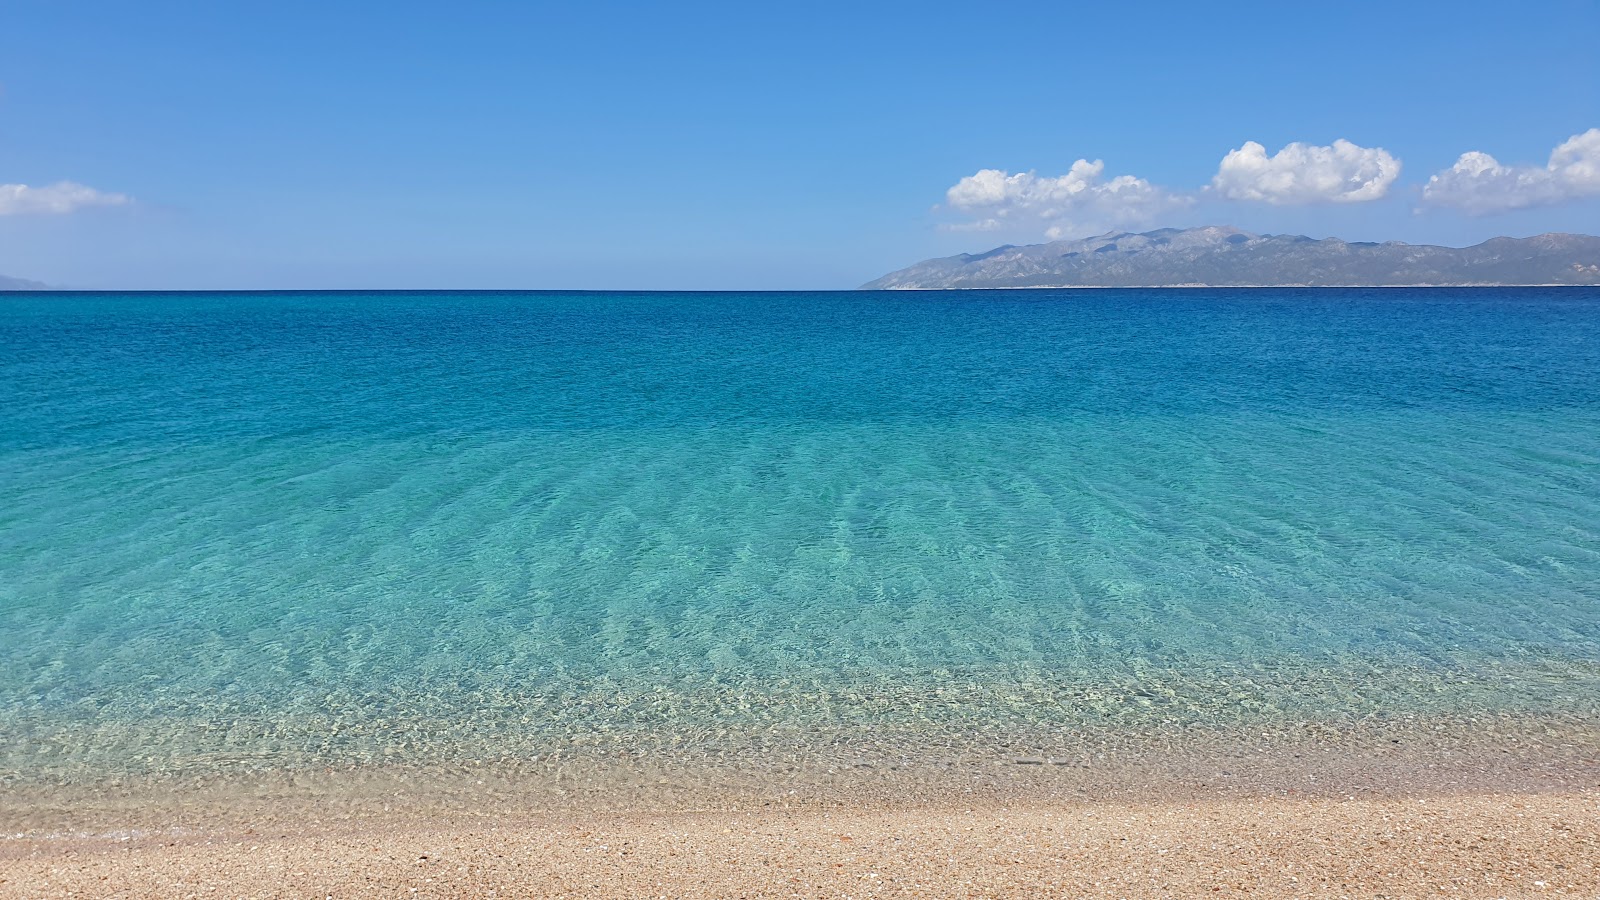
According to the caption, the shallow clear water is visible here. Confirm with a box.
[2,288,1598,779]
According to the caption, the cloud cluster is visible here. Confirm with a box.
[0,181,130,216]
[944,139,1400,239]
[944,159,1192,240]
[1421,128,1600,214]
[943,129,1600,239]
[1210,139,1401,205]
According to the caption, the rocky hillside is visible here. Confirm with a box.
[863,227,1600,289]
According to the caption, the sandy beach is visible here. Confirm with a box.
[3,791,1596,898]
[5,724,1597,899]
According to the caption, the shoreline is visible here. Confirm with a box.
[4,718,1597,896]
[6,713,1596,827]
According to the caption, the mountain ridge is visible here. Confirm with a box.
[863,227,1600,289]
[0,273,51,291]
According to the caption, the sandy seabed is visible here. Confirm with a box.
[3,722,1597,898]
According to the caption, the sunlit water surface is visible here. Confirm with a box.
[2,289,1597,781]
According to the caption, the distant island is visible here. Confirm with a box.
[0,274,51,291]
[863,227,1600,290]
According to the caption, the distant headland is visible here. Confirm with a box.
[863,226,1600,290]
[0,273,50,291]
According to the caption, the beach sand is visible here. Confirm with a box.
[2,792,1596,898]
[4,725,1597,899]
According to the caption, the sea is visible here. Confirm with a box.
[2,288,1598,787]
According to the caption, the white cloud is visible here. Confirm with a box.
[1210,139,1401,205]
[944,158,1190,239]
[1421,128,1600,214]
[938,217,1001,233]
[0,181,131,215]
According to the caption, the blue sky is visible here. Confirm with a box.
[2,0,1597,289]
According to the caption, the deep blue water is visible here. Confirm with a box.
[2,288,1598,777]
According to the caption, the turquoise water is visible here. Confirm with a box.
[2,288,1598,779]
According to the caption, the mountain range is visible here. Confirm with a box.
[10,229,1600,291]
[0,273,50,291]
[863,227,1600,290]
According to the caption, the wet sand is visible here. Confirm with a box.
[4,723,1598,898]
